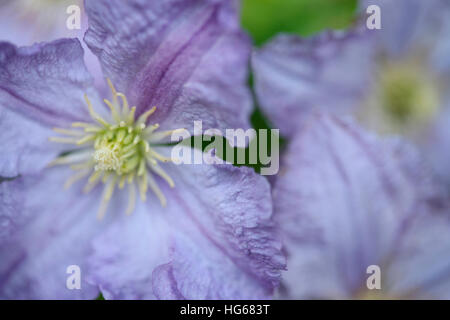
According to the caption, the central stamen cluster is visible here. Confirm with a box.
[49,79,179,219]
[378,58,440,126]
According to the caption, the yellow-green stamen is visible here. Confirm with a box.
[49,79,176,219]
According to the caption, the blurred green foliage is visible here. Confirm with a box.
[242,0,358,46]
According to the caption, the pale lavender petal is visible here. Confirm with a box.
[0,0,84,45]
[430,2,450,74]
[274,113,449,299]
[387,204,450,299]
[0,39,96,126]
[0,39,97,177]
[87,148,285,299]
[84,0,252,133]
[0,108,63,178]
[86,200,172,300]
[426,102,450,188]
[0,166,106,299]
[252,30,374,138]
[361,0,449,62]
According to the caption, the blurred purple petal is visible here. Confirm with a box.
[361,0,450,69]
[361,0,424,56]
[86,200,172,300]
[252,30,374,138]
[0,39,96,126]
[0,39,98,177]
[274,113,449,299]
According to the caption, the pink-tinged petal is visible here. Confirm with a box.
[273,113,449,299]
[0,166,107,299]
[0,39,98,177]
[87,147,285,299]
[252,30,374,138]
[84,0,252,132]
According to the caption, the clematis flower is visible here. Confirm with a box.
[271,113,450,299]
[0,0,285,299]
[252,0,450,188]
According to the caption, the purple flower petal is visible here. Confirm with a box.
[0,0,85,45]
[0,39,98,177]
[0,39,96,126]
[361,0,447,58]
[0,108,61,178]
[252,31,374,138]
[429,2,450,74]
[87,148,285,299]
[0,166,105,299]
[84,0,252,132]
[273,113,449,299]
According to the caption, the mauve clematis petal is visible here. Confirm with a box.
[274,113,449,299]
[0,39,98,177]
[361,0,424,56]
[361,0,450,62]
[0,166,107,299]
[84,0,252,133]
[86,200,172,300]
[427,102,450,187]
[87,148,285,299]
[429,2,450,74]
[252,31,374,138]
[0,108,58,178]
[0,39,96,126]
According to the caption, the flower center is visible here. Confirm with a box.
[380,62,440,125]
[359,55,442,136]
[49,79,182,219]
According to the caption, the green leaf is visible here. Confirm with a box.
[241,0,358,46]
